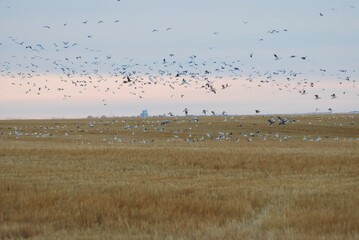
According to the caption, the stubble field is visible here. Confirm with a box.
[0,114,359,239]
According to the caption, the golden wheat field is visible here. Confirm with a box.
[0,114,359,239]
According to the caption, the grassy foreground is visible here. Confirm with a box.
[0,114,358,239]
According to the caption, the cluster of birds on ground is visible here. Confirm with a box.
[0,1,358,116]
[1,114,357,145]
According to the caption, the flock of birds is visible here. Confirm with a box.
[1,114,358,145]
[0,1,358,117]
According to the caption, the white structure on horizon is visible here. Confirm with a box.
[140,110,149,118]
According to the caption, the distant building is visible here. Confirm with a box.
[140,110,149,118]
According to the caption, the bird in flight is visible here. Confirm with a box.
[268,118,276,126]
[274,54,280,60]
[183,108,189,116]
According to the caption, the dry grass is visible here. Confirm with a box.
[0,114,358,239]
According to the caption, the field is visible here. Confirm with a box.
[1,114,359,239]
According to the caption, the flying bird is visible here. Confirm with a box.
[268,118,276,126]
[278,116,291,125]
[183,108,189,116]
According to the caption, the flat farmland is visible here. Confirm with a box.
[0,114,358,239]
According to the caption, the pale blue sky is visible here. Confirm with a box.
[0,0,358,118]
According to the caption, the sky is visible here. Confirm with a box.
[0,0,358,119]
